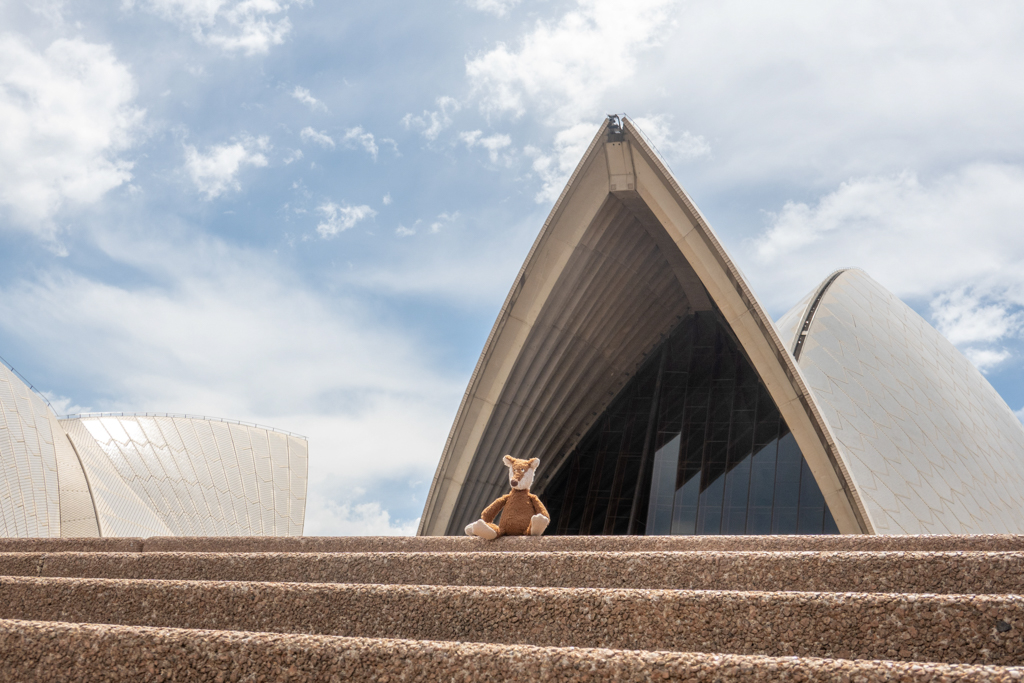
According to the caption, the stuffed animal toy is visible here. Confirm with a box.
[465,455,550,540]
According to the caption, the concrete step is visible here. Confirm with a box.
[3,618,1021,683]
[1,550,1021,595]
[0,575,1021,665]
[1,533,1024,554]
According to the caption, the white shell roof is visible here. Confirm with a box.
[61,414,308,537]
[787,268,1024,533]
[0,358,307,537]
[0,363,63,537]
[419,118,869,536]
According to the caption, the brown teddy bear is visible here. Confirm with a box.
[465,455,550,540]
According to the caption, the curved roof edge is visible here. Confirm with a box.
[792,268,1024,534]
[61,412,306,440]
[419,117,873,536]
[0,362,102,538]
[791,269,848,359]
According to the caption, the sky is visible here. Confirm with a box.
[2,0,1024,535]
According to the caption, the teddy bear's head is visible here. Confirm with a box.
[502,455,539,490]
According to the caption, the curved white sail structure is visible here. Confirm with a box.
[785,269,1024,533]
[0,360,306,537]
[421,117,1024,537]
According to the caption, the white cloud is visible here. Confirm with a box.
[283,148,303,164]
[303,499,419,535]
[401,96,460,141]
[292,85,326,112]
[382,193,392,206]
[317,201,376,238]
[23,0,67,27]
[300,127,335,149]
[430,211,459,234]
[524,122,598,203]
[128,0,297,55]
[466,0,676,126]
[459,130,512,163]
[747,165,1024,309]
[744,163,1024,374]
[0,35,144,238]
[41,392,90,416]
[466,0,520,17]
[631,115,710,163]
[930,289,1020,373]
[395,225,415,237]
[0,228,458,535]
[184,135,269,199]
[634,3,1024,185]
[931,289,1021,346]
[963,348,1011,374]
[342,127,378,160]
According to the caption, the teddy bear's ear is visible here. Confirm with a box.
[528,458,540,470]
[502,454,515,467]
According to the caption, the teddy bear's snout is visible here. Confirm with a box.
[511,479,519,487]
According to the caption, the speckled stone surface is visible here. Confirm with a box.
[0,538,144,553]
[3,619,1022,683]
[0,535,1022,554]
[0,575,1021,665]
[138,534,1024,553]
[2,550,1021,595]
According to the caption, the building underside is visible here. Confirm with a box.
[419,117,1024,537]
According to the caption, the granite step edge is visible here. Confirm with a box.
[2,534,1024,554]
[2,618,1021,683]
[1,575,1021,666]
[0,549,1021,595]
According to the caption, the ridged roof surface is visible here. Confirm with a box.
[786,268,1024,533]
[0,359,307,537]
[62,415,308,537]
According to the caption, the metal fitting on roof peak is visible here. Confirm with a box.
[606,114,624,141]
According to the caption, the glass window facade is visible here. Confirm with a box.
[542,310,840,535]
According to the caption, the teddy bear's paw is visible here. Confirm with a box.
[470,518,498,540]
[464,523,475,537]
[530,514,549,536]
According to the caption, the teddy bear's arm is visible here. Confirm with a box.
[528,494,550,519]
[480,494,509,524]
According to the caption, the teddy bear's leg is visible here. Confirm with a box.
[529,514,549,536]
[469,518,499,540]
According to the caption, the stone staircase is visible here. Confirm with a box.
[0,535,1021,681]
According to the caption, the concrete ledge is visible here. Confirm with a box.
[141,534,1024,553]
[3,619,1021,683]
[0,576,1021,665]
[2,550,1021,595]
[1,535,1023,554]
[0,538,143,553]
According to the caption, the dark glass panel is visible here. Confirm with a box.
[671,472,700,534]
[721,453,751,534]
[746,438,778,534]
[695,466,725,534]
[797,457,826,534]
[771,432,802,533]
[823,506,840,534]
[645,434,680,535]
[655,372,687,449]
[563,431,599,535]
[752,402,781,448]
[540,308,841,537]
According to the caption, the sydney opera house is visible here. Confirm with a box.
[0,360,307,538]
[419,116,1024,537]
